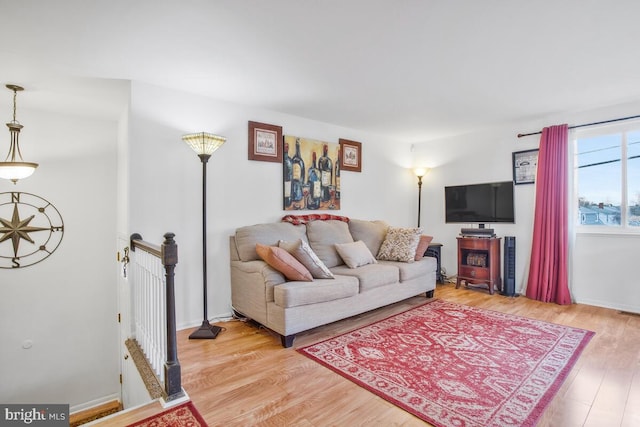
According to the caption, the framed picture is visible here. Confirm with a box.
[339,139,362,172]
[283,136,340,211]
[248,121,283,163]
[512,149,539,185]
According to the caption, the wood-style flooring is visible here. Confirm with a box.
[94,283,640,426]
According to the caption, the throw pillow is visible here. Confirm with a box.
[255,243,313,282]
[278,239,335,279]
[335,240,378,269]
[414,235,434,261]
[377,227,422,263]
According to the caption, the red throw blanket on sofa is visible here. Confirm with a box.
[281,214,350,225]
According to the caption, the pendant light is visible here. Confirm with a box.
[0,84,38,184]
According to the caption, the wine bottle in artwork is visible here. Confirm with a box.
[291,138,305,207]
[306,151,321,210]
[318,144,333,202]
[335,148,341,200]
[283,142,292,208]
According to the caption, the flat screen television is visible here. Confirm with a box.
[445,181,515,226]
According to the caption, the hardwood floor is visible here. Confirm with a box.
[95,283,640,426]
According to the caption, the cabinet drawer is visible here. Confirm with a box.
[459,238,494,250]
[458,265,490,281]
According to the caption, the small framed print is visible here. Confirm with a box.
[339,139,362,172]
[248,121,283,163]
[513,149,539,185]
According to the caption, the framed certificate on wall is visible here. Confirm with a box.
[512,149,539,185]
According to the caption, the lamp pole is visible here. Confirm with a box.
[414,168,427,228]
[189,153,222,339]
[417,175,423,228]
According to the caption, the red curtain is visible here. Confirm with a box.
[526,124,572,304]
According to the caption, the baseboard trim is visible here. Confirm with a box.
[573,297,640,314]
[177,312,233,331]
[160,388,190,408]
[70,393,120,415]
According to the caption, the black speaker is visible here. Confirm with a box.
[502,236,517,296]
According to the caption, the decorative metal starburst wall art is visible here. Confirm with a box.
[0,192,64,268]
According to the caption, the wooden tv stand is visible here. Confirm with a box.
[456,236,501,295]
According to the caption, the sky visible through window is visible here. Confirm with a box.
[577,133,622,205]
[576,130,640,227]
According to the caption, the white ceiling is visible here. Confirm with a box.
[2,0,640,142]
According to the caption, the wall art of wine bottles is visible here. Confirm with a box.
[283,135,341,211]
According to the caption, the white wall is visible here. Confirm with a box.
[0,107,120,410]
[412,124,537,292]
[127,81,416,329]
[0,81,418,412]
[413,100,640,313]
[572,233,638,312]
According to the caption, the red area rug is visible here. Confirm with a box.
[128,401,207,427]
[298,300,594,427]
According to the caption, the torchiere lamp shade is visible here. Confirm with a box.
[182,132,226,156]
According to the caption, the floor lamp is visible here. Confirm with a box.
[183,132,226,340]
[414,168,428,228]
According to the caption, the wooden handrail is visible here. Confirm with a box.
[130,233,161,257]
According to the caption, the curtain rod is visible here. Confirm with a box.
[516,114,640,138]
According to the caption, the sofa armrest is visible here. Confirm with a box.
[230,259,286,326]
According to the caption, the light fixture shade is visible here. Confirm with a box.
[0,162,38,182]
[182,132,226,156]
[414,167,428,178]
[2,84,38,183]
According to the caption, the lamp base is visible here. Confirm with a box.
[188,320,222,340]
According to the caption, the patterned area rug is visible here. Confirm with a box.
[127,401,207,427]
[298,300,594,427]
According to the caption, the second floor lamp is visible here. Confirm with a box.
[183,132,227,339]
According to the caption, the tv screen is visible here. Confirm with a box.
[445,181,515,224]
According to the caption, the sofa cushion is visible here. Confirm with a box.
[235,222,307,262]
[306,220,354,268]
[377,227,422,263]
[414,235,434,261]
[330,263,400,292]
[378,257,436,281]
[348,219,389,256]
[278,239,334,279]
[255,244,313,282]
[274,276,359,308]
[335,240,377,269]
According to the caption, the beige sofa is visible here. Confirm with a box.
[229,218,437,347]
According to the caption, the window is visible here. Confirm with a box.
[575,123,640,231]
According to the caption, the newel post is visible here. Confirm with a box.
[161,232,183,400]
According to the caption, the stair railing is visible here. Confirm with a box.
[129,232,183,402]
